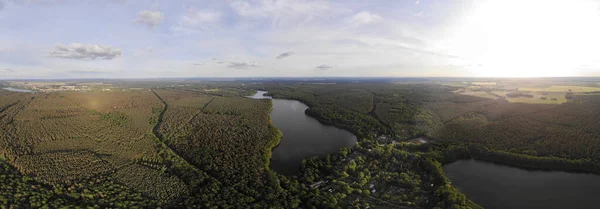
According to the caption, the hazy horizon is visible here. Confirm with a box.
[4,76,600,82]
[2,0,600,79]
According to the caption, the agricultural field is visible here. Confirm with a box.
[458,91,499,99]
[518,85,600,92]
[470,82,496,86]
[449,82,596,104]
[491,91,569,104]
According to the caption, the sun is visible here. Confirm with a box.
[448,0,600,77]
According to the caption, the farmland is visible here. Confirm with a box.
[518,85,600,92]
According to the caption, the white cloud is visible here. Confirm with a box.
[228,0,333,28]
[47,43,122,60]
[180,9,221,27]
[226,61,260,69]
[0,0,489,78]
[136,10,163,28]
[350,11,382,25]
[10,0,67,4]
[171,9,222,36]
[315,64,334,71]
[276,52,294,59]
[229,0,328,18]
[212,59,260,69]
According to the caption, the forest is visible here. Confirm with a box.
[0,82,480,208]
[4,79,598,208]
[253,81,600,174]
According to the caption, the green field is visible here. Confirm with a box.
[459,91,499,99]
[518,86,600,92]
[471,82,497,86]
[443,82,469,87]
[457,90,567,104]
[491,91,568,104]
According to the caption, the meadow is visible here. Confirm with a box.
[518,85,600,92]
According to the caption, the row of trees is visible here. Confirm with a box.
[435,94,600,167]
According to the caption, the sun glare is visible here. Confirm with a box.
[449,0,600,77]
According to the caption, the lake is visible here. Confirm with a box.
[444,159,600,209]
[2,87,35,93]
[249,91,357,175]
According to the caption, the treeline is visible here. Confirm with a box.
[253,83,476,140]
[420,158,481,209]
[421,141,600,175]
[469,145,600,174]
[435,94,600,167]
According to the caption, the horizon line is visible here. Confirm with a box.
[3,76,600,81]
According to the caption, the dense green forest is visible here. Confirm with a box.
[5,80,599,208]
[255,82,600,174]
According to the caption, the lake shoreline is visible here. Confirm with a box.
[429,143,600,175]
[2,87,36,93]
[248,90,357,176]
[444,159,600,209]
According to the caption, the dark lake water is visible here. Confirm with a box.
[2,87,34,92]
[444,159,600,209]
[249,91,357,175]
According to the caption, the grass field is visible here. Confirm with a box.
[459,91,499,99]
[518,86,600,92]
[491,91,567,104]
[442,82,469,87]
[471,82,497,86]
[457,90,567,104]
[467,85,482,90]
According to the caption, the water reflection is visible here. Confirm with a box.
[444,159,600,209]
[249,91,357,175]
[2,87,35,93]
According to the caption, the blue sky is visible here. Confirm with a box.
[1,0,600,78]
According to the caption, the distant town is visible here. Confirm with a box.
[1,81,115,92]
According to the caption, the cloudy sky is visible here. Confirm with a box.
[1,0,600,79]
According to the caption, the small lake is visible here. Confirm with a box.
[2,87,35,93]
[249,91,357,175]
[444,159,600,209]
